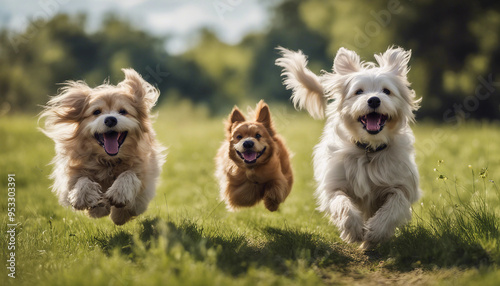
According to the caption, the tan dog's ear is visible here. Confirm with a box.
[255,100,275,137]
[120,68,159,111]
[39,81,91,140]
[43,81,92,123]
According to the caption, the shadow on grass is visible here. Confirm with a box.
[97,217,352,276]
[377,223,492,271]
[95,215,497,275]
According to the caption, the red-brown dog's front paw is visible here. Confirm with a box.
[264,198,280,212]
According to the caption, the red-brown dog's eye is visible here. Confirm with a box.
[236,135,243,140]
[93,109,101,116]
[255,133,262,139]
[119,109,128,115]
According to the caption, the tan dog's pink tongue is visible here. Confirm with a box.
[366,113,381,131]
[103,132,119,155]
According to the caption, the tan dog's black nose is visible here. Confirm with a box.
[105,116,117,127]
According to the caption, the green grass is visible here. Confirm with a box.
[1,102,500,285]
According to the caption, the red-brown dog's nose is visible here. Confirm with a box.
[243,140,254,149]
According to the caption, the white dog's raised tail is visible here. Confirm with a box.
[275,47,325,120]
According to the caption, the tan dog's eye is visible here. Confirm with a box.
[236,135,243,140]
[93,109,101,116]
[255,133,262,139]
[119,109,128,115]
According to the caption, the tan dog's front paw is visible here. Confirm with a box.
[69,177,102,210]
[87,199,111,218]
[105,171,141,208]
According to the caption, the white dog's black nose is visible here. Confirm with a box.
[104,116,117,127]
[367,97,381,109]
[243,140,254,149]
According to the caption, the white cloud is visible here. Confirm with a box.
[147,3,215,35]
[0,0,271,53]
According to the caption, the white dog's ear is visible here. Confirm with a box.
[120,68,160,110]
[375,47,411,77]
[333,47,361,75]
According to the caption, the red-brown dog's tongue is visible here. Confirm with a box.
[366,113,381,131]
[243,151,257,162]
[103,132,119,155]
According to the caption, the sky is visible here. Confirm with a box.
[0,0,274,54]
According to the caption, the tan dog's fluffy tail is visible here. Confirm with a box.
[275,47,325,120]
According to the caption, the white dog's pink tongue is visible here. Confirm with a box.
[103,132,119,155]
[243,151,257,162]
[366,113,381,131]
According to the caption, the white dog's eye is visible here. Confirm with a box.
[355,89,364,95]
[383,88,391,95]
[119,109,128,115]
[93,109,101,116]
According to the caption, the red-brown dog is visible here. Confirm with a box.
[215,100,293,211]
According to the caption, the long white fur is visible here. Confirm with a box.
[276,46,422,249]
[275,47,325,119]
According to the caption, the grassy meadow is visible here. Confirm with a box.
[1,102,500,285]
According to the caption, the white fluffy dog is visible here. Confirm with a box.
[276,46,421,249]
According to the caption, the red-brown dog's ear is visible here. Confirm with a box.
[230,107,246,124]
[255,100,275,136]
[226,106,246,135]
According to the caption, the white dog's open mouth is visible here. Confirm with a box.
[236,147,266,164]
[94,131,128,156]
[359,112,388,134]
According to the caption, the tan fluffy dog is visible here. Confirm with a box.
[40,69,166,225]
[215,100,293,212]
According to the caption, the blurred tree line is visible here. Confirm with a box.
[1,0,500,120]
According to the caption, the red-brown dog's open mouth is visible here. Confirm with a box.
[95,131,128,156]
[236,147,266,164]
[359,112,388,135]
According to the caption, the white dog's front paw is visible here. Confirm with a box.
[105,171,141,208]
[68,177,102,210]
[338,213,365,243]
[363,217,394,248]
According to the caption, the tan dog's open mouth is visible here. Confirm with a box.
[236,147,266,164]
[95,131,128,156]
